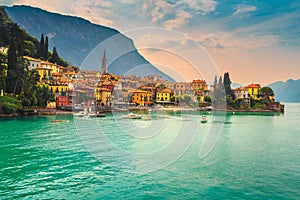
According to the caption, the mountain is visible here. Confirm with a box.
[4,5,174,81]
[268,79,300,102]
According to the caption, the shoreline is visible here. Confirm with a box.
[0,106,285,118]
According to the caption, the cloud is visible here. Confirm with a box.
[141,0,217,29]
[180,0,218,14]
[233,4,256,16]
[142,0,175,23]
[164,10,192,29]
[196,32,279,52]
[120,0,134,4]
[70,0,114,26]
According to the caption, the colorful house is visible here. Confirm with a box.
[95,87,112,106]
[233,87,250,104]
[35,65,52,81]
[156,88,171,102]
[245,83,261,99]
[48,82,69,96]
[131,90,152,106]
[192,79,209,102]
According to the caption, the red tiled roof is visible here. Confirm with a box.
[245,83,261,89]
[192,79,206,83]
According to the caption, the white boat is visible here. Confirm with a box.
[122,112,143,119]
[73,111,85,117]
[200,116,208,123]
[50,120,69,123]
[88,113,98,117]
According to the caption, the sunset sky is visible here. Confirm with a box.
[1,0,300,85]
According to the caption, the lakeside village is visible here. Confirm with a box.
[0,48,284,116]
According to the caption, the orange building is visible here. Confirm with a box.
[131,90,152,106]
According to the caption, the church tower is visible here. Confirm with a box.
[101,50,107,74]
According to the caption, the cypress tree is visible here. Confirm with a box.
[218,76,223,88]
[50,46,59,64]
[44,36,48,60]
[40,33,45,59]
[6,40,18,94]
[223,72,234,98]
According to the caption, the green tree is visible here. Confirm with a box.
[49,46,59,64]
[223,72,234,99]
[212,75,226,109]
[39,33,45,59]
[0,53,7,92]
[24,40,37,57]
[36,85,55,108]
[6,40,18,95]
[204,96,211,103]
[44,36,48,60]
[170,95,176,102]
[259,87,274,101]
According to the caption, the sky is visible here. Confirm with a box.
[1,0,300,85]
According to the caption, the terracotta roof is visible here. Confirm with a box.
[245,83,261,89]
[157,88,171,93]
[64,72,77,75]
[234,87,247,91]
[192,79,206,83]
[52,72,62,76]
[133,89,150,93]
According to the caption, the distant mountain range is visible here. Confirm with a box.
[4,5,174,81]
[268,79,300,102]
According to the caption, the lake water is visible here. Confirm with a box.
[0,103,299,199]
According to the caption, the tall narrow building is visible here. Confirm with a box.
[101,50,107,74]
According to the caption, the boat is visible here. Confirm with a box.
[50,120,69,123]
[88,113,98,118]
[73,111,85,117]
[97,113,106,117]
[200,116,208,123]
[122,112,143,119]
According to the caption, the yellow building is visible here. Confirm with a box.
[245,83,261,99]
[156,88,171,102]
[131,90,152,106]
[95,87,112,106]
[35,66,52,81]
[95,72,119,107]
[48,82,69,95]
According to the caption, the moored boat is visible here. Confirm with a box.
[200,116,208,123]
[50,120,69,123]
[122,112,143,119]
[73,111,85,117]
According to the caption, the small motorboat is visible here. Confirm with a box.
[200,116,208,123]
[97,113,106,117]
[50,120,69,123]
[122,112,142,119]
[73,111,85,117]
[88,113,98,118]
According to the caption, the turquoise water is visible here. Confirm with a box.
[0,104,299,199]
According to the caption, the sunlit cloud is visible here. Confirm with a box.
[141,0,175,23]
[179,0,218,14]
[196,32,279,53]
[70,0,114,26]
[164,10,192,29]
[233,4,256,17]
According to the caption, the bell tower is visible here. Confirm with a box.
[101,50,107,74]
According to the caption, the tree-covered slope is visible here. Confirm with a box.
[4,5,174,81]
